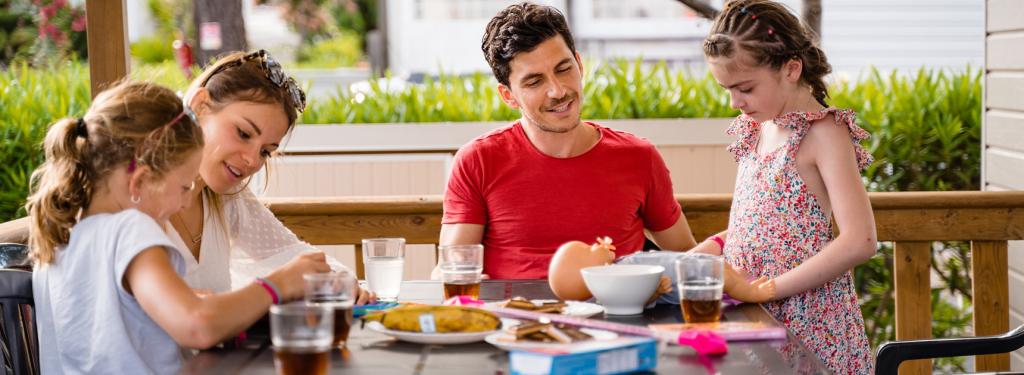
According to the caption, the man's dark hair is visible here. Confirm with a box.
[481,2,576,87]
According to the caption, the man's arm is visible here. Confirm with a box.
[439,223,485,246]
[646,213,698,252]
[431,223,486,279]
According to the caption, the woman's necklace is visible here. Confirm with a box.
[174,211,202,246]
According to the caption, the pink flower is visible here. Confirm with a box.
[52,29,67,44]
[40,23,65,43]
[71,15,87,32]
[41,4,57,19]
[39,23,55,38]
[52,0,67,8]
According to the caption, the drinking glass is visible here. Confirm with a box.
[304,271,357,348]
[675,253,724,323]
[362,237,406,301]
[438,244,484,300]
[270,303,333,375]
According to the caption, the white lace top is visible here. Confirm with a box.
[166,188,347,292]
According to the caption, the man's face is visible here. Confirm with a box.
[499,36,584,134]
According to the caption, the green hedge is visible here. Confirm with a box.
[303,60,739,124]
[0,61,189,221]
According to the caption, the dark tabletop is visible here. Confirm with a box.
[180,280,831,374]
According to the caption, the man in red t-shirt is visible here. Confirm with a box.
[439,3,698,279]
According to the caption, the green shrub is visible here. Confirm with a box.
[0,62,191,222]
[0,62,90,221]
[303,59,738,124]
[295,31,364,69]
[130,36,175,65]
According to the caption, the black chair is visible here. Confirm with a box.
[875,324,1024,375]
[0,243,36,375]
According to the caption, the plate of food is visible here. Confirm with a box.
[362,304,514,345]
[484,319,618,351]
[487,297,605,318]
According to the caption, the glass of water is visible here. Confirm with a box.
[361,237,405,302]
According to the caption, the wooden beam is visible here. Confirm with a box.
[893,241,932,375]
[0,217,29,244]
[873,208,1024,241]
[971,241,1010,371]
[277,214,442,246]
[85,0,130,97]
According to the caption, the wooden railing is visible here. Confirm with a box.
[2,191,1022,373]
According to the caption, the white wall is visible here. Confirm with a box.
[822,0,984,77]
[126,0,157,42]
[984,0,1024,370]
[386,0,567,77]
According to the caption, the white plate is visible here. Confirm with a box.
[484,328,619,352]
[485,300,605,318]
[365,318,515,345]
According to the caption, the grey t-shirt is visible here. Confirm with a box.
[34,209,186,374]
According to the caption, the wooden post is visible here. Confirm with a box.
[354,244,365,280]
[893,241,932,375]
[971,241,1010,371]
[85,0,130,98]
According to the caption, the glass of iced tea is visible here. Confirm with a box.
[304,271,357,348]
[438,244,484,300]
[270,303,333,375]
[675,253,724,323]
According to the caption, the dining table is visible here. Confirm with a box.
[179,280,832,374]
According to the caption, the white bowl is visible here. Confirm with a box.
[581,264,665,315]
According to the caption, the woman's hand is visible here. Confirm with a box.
[355,286,376,305]
[266,251,331,302]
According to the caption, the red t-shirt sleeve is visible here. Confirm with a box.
[641,145,681,232]
[442,144,488,225]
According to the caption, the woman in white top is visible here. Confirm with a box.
[169,50,373,302]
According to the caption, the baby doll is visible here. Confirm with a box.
[548,237,776,304]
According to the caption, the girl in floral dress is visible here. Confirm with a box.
[686,1,878,373]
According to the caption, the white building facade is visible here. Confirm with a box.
[385,0,984,78]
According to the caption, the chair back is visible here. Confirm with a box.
[0,244,37,375]
[876,324,1024,375]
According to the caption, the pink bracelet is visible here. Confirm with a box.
[254,278,280,305]
[707,235,725,250]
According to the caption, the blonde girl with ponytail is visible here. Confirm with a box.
[28,81,329,374]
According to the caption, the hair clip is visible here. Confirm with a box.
[75,118,88,138]
[751,14,758,20]
[740,7,748,14]
[768,28,774,35]
[183,104,200,126]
